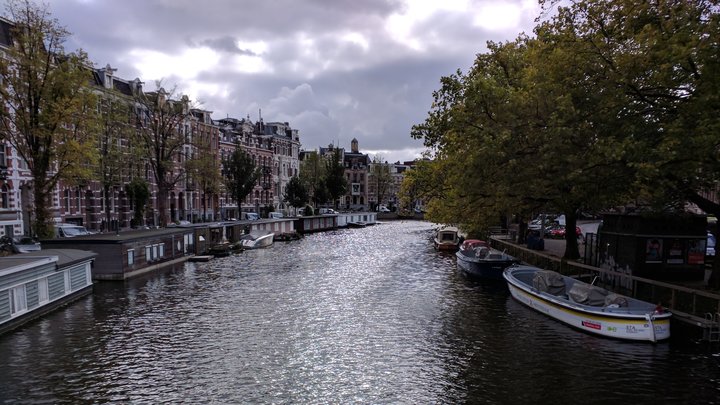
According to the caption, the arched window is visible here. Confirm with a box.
[1,184,9,209]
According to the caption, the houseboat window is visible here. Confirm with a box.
[159,244,165,257]
[10,285,27,315]
[146,246,152,262]
[127,249,135,266]
[37,278,49,305]
[153,244,159,259]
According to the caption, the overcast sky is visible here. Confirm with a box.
[42,0,540,163]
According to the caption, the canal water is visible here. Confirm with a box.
[0,221,718,404]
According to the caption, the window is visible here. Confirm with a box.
[128,249,135,266]
[38,278,49,305]
[0,145,6,167]
[159,244,165,258]
[146,246,152,261]
[10,285,27,315]
[1,184,9,209]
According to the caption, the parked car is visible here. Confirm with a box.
[12,236,41,253]
[546,225,582,239]
[269,212,283,219]
[243,213,260,220]
[378,206,391,213]
[319,208,337,214]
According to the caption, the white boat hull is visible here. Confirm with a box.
[240,231,275,249]
[504,267,671,342]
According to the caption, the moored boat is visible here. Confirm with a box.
[433,226,461,251]
[240,230,275,249]
[455,239,517,280]
[503,265,671,342]
[347,221,367,228]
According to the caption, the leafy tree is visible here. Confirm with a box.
[125,178,150,227]
[186,131,220,221]
[325,148,347,209]
[536,0,720,275]
[223,146,260,211]
[133,84,190,227]
[299,151,326,206]
[370,155,392,209]
[412,0,720,264]
[283,175,309,210]
[95,95,134,230]
[0,0,98,238]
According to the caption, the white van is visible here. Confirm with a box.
[54,223,92,238]
[269,212,283,219]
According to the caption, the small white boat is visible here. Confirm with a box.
[433,226,460,251]
[240,230,275,249]
[503,265,671,342]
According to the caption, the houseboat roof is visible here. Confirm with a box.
[0,249,97,275]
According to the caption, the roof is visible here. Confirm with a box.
[0,249,96,275]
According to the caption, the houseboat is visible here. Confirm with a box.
[1,249,96,335]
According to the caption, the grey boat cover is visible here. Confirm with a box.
[604,293,629,307]
[567,283,609,306]
[532,270,566,296]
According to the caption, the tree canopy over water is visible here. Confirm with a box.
[410,0,720,261]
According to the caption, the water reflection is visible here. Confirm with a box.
[0,221,718,404]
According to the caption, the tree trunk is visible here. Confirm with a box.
[32,182,53,239]
[157,186,169,227]
[104,184,112,232]
[563,212,581,260]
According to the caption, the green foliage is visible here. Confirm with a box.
[412,0,720,260]
[304,205,314,216]
[132,84,191,227]
[370,155,392,207]
[0,0,99,238]
[125,178,150,226]
[186,131,221,218]
[223,146,260,206]
[299,151,329,206]
[283,176,309,208]
[325,148,347,207]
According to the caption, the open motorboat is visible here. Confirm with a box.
[455,239,517,280]
[240,229,275,249]
[503,265,671,342]
[433,226,460,251]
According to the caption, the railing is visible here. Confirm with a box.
[491,236,720,334]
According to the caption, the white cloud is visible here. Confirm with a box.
[127,47,220,81]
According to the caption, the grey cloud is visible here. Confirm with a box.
[196,36,256,55]
[47,0,537,162]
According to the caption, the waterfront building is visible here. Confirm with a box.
[342,138,371,211]
[2,13,300,232]
[256,121,301,214]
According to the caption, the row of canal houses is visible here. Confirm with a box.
[0,212,377,335]
[2,15,416,240]
[1,15,302,238]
